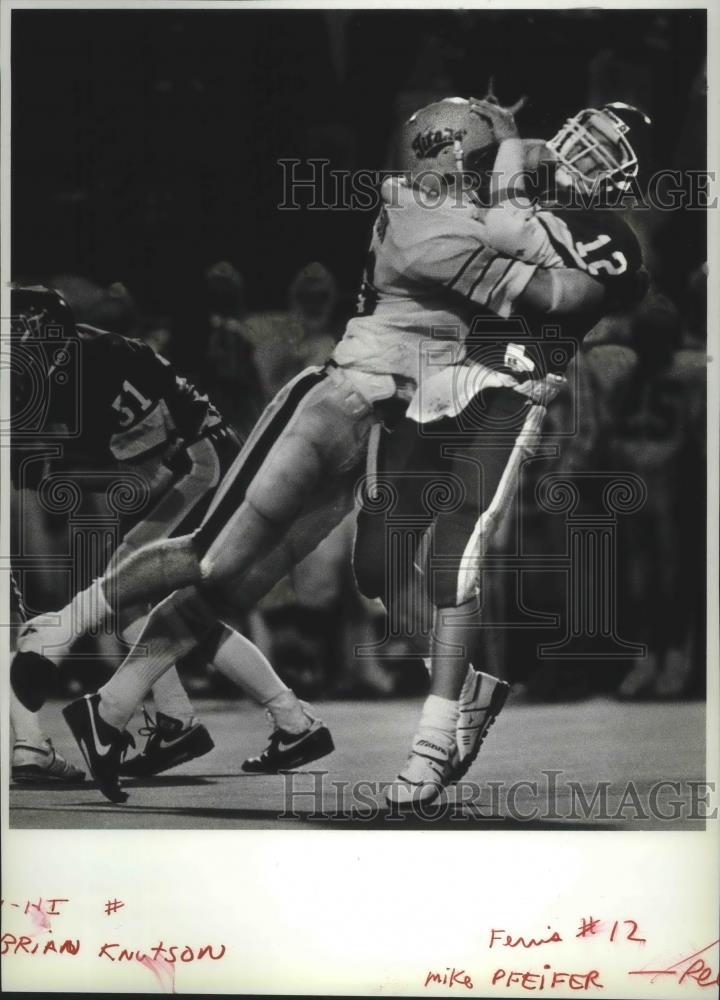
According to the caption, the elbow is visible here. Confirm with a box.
[483,203,535,259]
[545,269,605,316]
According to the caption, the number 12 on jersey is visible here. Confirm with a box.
[576,233,628,276]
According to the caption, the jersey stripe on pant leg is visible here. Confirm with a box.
[193,367,328,556]
[454,402,547,607]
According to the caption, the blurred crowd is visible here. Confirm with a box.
[11,9,707,703]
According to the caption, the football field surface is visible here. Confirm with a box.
[9,697,706,831]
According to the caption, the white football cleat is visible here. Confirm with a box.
[450,667,510,782]
[12,739,86,784]
[386,733,454,811]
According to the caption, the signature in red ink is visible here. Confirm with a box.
[424,967,474,989]
[628,939,720,988]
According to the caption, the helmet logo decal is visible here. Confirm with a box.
[412,126,467,160]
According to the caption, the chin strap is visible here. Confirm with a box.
[453,138,464,173]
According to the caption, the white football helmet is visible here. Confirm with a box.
[547,103,651,194]
[399,97,498,189]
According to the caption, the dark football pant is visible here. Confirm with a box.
[354,387,547,610]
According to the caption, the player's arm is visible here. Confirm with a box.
[470,100,561,268]
[125,342,232,493]
[517,267,606,315]
[479,201,558,266]
[517,253,648,316]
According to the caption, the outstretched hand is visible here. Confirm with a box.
[469,85,527,142]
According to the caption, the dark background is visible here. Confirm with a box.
[12,10,706,337]
[10,9,707,702]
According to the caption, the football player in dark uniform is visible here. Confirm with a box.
[11,100,641,804]
[354,102,650,806]
[10,287,332,793]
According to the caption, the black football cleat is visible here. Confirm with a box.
[119,711,215,777]
[10,649,58,711]
[242,719,335,774]
[62,694,135,803]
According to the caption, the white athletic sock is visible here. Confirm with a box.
[10,692,46,746]
[417,694,459,752]
[120,616,145,646]
[64,580,113,640]
[211,628,310,734]
[97,602,199,731]
[121,615,195,726]
[18,580,113,663]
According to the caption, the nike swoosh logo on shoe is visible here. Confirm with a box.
[87,701,114,758]
[277,729,314,751]
[157,731,196,751]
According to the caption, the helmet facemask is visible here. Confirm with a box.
[547,105,646,195]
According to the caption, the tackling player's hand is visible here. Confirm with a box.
[470,96,524,142]
[514,373,567,406]
[164,442,192,477]
[522,138,558,172]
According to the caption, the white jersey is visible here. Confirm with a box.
[332,178,559,402]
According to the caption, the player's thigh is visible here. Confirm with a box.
[195,368,373,583]
[196,367,329,534]
[205,476,357,623]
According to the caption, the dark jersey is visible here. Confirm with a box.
[466,208,646,379]
[35,325,223,472]
[542,208,644,307]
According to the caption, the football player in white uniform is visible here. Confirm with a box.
[12,98,634,803]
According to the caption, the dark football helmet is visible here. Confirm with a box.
[11,285,78,342]
[9,286,80,438]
